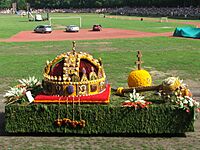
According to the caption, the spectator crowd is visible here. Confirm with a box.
[0,7,200,19]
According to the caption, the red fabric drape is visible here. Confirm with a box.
[34,84,110,104]
[49,59,64,76]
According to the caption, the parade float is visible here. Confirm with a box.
[4,42,199,135]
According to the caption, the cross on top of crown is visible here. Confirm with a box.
[72,41,76,54]
[135,50,143,70]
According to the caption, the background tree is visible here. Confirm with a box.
[0,0,200,9]
[0,0,12,9]
[16,0,26,10]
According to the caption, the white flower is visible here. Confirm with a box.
[124,100,131,103]
[183,99,188,104]
[179,101,184,108]
[164,77,177,85]
[188,101,194,107]
[194,101,199,107]
[3,86,27,105]
[178,96,184,101]
[163,77,182,86]
[176,94,199,110]
[4,87,25,98]
[129,88,145,103]
[4,76,41,105]
[18,76,40,87]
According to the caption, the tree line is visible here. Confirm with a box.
[0,0,200,9]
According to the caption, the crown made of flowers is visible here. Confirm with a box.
[42,41,106,96]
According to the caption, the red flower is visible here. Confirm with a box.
[186,109,190,113]
[122,101,151,109]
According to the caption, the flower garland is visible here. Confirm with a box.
[160,77,199,114]
[54,118,86,128]
[122,89,152,109]
[4,76,42,105]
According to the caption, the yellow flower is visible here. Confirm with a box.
[162,77,182,91]
[128,70,152,87]
[116,87,124,95]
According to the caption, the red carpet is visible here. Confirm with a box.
[34,84,110,104]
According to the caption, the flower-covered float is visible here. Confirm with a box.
[4,44,199,135]
[34,41,110,104]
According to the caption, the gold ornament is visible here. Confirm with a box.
[127,51,152,87]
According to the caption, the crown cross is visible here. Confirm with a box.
[135,50,143,70]
[72,41,76,54]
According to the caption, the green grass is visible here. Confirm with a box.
[0,13,194,39]
[0,36,200,89]
[0,14,46,38]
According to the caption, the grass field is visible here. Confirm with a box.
[0,13,195,38]
[0,37,200,86]
[0,13,200,149]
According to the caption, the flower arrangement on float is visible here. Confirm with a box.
[160,77,200,114]
[121,76,200,118]
[175,96,199,113]
[3,76,42,105]
[122,89,152,109]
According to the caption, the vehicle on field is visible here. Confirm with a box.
[34,25,52,33]
[92,24,102,31]
[65,25,79,32]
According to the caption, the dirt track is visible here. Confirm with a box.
[0,28,172,42]
[1,15,200,43]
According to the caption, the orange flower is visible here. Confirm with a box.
[55,119,62,126]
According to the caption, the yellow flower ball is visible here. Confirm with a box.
[128,69,152,87]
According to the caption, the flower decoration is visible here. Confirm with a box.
[159,77,200,116]
[175,96,199,113]
[128,69,152,87]
[162,77,182,92]
[18,76,41,88]
[4,76,42,105]
[54,118,86,128]
[160,77,192,101]
[122,89,152,109]
[3,87,27,105]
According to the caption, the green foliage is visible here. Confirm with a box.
[5,104,194,134]
[0,0,12,9]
